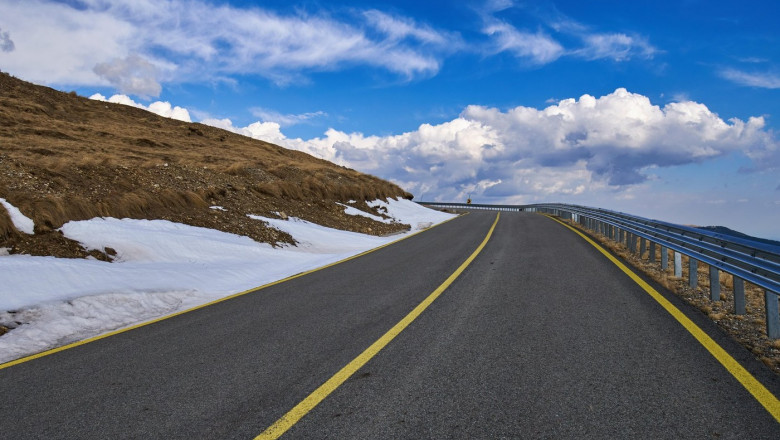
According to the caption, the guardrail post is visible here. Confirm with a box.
[733,277,745,315]
[766,291,780,339]
[709,266,720,301]
[619,228,624,244]
[689,258,698,288]
[674,252,682,277]
[639,237,646,259]
[649,241,656,263]
[661,246,668,269]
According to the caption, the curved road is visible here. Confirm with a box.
[1,211,778,438]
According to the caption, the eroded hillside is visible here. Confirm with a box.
[0,72,412,258]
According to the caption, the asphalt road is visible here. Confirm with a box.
[1,211,779,439]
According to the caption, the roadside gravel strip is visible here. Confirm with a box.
[1,211,778,438]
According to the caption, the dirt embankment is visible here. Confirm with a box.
[0,72,412,258]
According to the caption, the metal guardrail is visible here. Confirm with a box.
[418,202,523,212]
[418,201,780,338]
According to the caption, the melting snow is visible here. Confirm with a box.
[0,198,455,363]
[0,198,35,234]
[336,202,393,224]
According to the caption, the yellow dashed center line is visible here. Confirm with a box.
[255,212,500,439]
[546,214,780,423]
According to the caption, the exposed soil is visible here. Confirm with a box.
[560,217,780,375]
[0,71,413,258]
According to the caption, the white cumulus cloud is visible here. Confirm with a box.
[202,89,777,203]
[93,54,162,98]
[89,93,191,122]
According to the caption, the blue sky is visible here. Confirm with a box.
[1,0,779,239]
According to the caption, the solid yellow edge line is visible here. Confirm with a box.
[0,213,464,371]
[545,214,780,423]
[255,212,500,440]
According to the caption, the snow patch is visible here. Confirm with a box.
[210,206,227,211]
[59,217,271,263]
[369,198,454,231]
[0,290,205,362]
[0,197,455,363]
[0,198,35,234]
[249,215,389,254]
[336,202,393,224]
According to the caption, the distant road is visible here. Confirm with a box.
[1,211,778,438]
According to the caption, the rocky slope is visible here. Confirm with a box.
[0,72,412,258]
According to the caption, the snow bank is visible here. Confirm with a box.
[369,198,454,231]
[0,198,35,234]
[251,215,390,254]
[0,198,455,363]
[337,202,393,224]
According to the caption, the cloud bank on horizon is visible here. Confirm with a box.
[199,88,778,202]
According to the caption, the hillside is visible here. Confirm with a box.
[698,226,780,249]
[0,72,412,258]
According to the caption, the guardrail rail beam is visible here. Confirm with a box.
[417,201,780,339]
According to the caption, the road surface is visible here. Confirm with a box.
[1,211,778,439]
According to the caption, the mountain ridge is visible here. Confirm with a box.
[697,225,780,249]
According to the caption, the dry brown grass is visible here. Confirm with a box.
[560,217,780,375]
[0,71,413,255]
[0,202,18,241]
